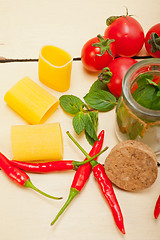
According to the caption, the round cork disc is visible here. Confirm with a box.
[104,140,158,192]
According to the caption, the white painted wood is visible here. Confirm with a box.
[0,0,160,239]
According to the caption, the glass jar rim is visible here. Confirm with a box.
[122,58,160,121]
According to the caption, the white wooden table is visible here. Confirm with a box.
[0,0,160,239]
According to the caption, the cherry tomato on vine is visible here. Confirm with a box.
[107,57,137,98]
[104,16,145,57]
[145,23,160,58]
[81,34,116,72]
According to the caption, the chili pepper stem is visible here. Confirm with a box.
[73,146,108,169]
[24,179,62,200]
[66,131,90,159]
[51,188,79,225]
[66,131,108,160]
[90,159,98,167]
[50,131,105,227]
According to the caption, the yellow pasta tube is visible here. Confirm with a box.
[4,77,59,124]
[39,45,72,92]
[11,123,63,161]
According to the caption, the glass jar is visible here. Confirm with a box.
[115,58,160,155]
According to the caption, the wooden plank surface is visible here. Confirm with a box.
[0,0,160,240]
[0,0,159,58]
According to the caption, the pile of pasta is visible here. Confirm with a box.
[4,77,63,162]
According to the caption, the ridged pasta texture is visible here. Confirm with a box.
[11,123,63,161]
[4,77,59,124]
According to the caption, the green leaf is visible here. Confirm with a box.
[84,90,116,111]
[137,73,154,87]
[147,79,158,86]
[84,111,98,142]
[89,111,99,131]
[150,92,160,110]
[128,121,144,139]
[116,98,146,139]
[132,73,160,110]
[89,79,109,93]
[59,95,85,115]
[132,85,156,109]
[116,96,123,111]
[72,112,85,135]
[85,131,95,146]
[157,90,160,97]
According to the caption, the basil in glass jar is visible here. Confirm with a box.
[115,58,160,155]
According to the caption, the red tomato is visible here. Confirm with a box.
[107,57,137,97]
[104,16,145,57]
[145,23,160,58]
[81,35,116,72]
[153,75,160,84]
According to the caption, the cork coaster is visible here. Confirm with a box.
[104,140,158,192]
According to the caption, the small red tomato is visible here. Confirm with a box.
[107,57,137,98]
[81,34,116,72]
[145,23,160,58]
[104,16,145,57]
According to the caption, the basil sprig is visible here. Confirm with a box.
[59,68,117,145]
[60,95,99,145]
[84,90,116,111]
[83,67,116,112]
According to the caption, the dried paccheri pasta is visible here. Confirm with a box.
[11,123,63,162]
[4,77,59,124]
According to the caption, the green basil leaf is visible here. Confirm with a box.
[137,74,154,87]
[59,95,85,115]
[128,121,144,140]
[89,79,109,93]
[147,79,158,86]
[84,90,116,111]
[157,90,160,97]
[89,111,99,132]
[85,131,95,146]
[150,91,160,110]
[72,112,85,135]
[132,85,156,109]
[84,111,99,142]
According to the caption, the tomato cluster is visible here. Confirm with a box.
[81,13,160,97]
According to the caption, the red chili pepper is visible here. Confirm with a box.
[0,152,62,200]
[10,151,105,173]
[90,160,125,234]
[50,130,104,225]
[10,147,107,173]
[154,195,160,219]
[10,160,74,173]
